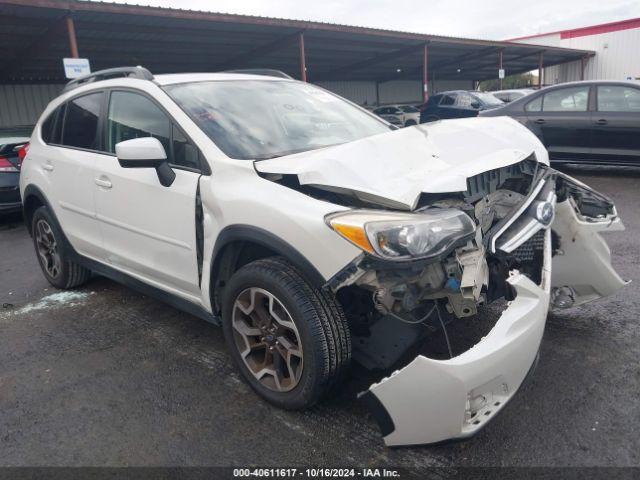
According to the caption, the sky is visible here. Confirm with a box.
[103,0,640,40]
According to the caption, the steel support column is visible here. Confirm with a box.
[422,43,429,103]
[538,51,544,88]
[499,49,504,89]
[580,55,587,81]
[66,15,79,58]
[299,32,307,82]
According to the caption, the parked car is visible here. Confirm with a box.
[372,106,404,126]
[480,80,640,165]
[491,88,536,103]
[21,67,626,447]
[0,126,32,214]
[420,90,504,122]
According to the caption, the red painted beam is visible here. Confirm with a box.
[66,15,79,58]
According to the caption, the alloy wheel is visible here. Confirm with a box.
[231,287,304,392]
[35,219,61,278]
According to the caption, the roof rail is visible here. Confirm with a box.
[224,69,293,79]
[62,66,154,92]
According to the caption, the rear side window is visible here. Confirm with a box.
[440,94,456,106]
[61,92,103,150]
[542,86,589,112]
[597,85,640,112]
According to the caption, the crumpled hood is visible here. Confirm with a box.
[255,116,548,210]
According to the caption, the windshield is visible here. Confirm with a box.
[165,80,391,160]
[473,92,504,107]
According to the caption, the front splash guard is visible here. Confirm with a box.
[363,231,552,447]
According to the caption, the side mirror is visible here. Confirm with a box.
[470,101,481,109]
[115,137,175,187]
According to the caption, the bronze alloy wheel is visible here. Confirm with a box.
[35,218,61,278]
[231,287,303,392]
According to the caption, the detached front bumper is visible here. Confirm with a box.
[363,230,552,447]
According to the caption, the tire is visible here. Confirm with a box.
[405,120,417,126]
[31,206,91,289]
[423,115,440,123]
[221,256,351,410]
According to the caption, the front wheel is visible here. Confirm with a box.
[221,256,351,410]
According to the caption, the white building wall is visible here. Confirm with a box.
[0,84,62,128]
[515,27,640,83]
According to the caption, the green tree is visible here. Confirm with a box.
[479,72,537,91]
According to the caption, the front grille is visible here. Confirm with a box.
[511,230,545,263]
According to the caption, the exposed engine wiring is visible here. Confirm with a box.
[435,302,454,359]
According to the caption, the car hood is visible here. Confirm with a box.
[255,116,548,210]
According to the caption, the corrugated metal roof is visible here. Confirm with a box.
[0,0,594,83]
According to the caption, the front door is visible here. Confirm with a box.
[94,90,203,299]
[591,84,640,165]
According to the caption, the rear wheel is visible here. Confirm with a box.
[221,256,351,409]
[405,119,417,126]
[31,206,91,289]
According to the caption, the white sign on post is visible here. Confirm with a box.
[498,68,505,79]
[63,58,91,79]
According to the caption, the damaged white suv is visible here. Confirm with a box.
[20,67,627,446]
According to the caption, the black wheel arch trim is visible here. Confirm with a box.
[210,225,328,306]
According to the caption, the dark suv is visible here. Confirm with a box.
[480,80,640,166]
[419,91,504,123]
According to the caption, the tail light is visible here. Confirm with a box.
[0,155,18,172]
[18,143,29,164]
[0,143,28,172]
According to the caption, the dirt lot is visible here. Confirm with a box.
[1,166,639,469]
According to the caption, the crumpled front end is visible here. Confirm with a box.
[363,231,551,446]
[323,162,626,447]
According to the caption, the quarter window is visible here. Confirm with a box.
[525,96,542,112]
[542,86,589,112]
[61,92,103,150]
[597,86,640,112]
[172,125,200,170]
[41,108,58,143]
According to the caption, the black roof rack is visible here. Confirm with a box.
[223,69,293,79]
[62,66,154,92]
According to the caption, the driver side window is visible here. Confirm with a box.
[107,90,200,171]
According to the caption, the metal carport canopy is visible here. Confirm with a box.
[0,0,593,85]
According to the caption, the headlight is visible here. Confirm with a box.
[326,209,476,260]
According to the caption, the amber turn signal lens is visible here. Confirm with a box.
[330,222,375,254]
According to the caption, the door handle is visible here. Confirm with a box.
[94,178,112,189]
[534,118,546,125]
[42,163,54,172]
[594,119,608,126]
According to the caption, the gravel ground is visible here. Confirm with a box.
[0,165,638,470]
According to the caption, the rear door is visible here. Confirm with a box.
[41,92,106,259]
[591,84,640,165]
[94,89,203,299]
[525,85,593,163]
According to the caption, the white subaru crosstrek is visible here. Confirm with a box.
[20,67,627,446]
